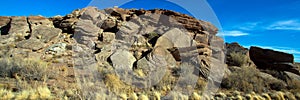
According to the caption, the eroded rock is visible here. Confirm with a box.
[249,46,299,75]
[110,49,136,69]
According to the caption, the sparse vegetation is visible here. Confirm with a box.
[228,52,248,67]
[287,80,300,93]
[104,73,130,94]
[0,57,51,81]
[0,86,53,100]
[221,66,266,93]
[0,7,300,100]
[222,66,290,93]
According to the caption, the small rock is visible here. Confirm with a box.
[102,32,115,43]
[46,43,67,55]
[195,33,208,44]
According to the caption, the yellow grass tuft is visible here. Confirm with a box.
[134,69,145,77]
[245,94,253,100]
[261,93,271,100]
[0,88,6,97]
[104,74,127,93]
[128,92,138,100]
[28,90,39,100]
[15,90,30,100]
[1,90,15,100]
[139,94,149,100]
[285,92,296,100]
[153,91,161,100]
[235,95,243,100]
[277,91,285,100]
[191,92,201,100]
[119,93,127,100]
[95,93,107,100]
[37,86,52,99]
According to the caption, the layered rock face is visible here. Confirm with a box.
[0,7,226,98]
[1,7,299,99]
[69,7,226,96]
[249,46,299,75]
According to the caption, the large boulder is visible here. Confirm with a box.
[16,39,46,51]
[250,46,294,63]
[15,24,61,51]
[155,28,193,48]
[249,46,299,75]
[28,16,54,28]
[9,16,30,36]
[110,49,136,69]
[146,46,177,68]
[31,26,61,43]
[74,19,101,48]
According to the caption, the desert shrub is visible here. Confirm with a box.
[228,52,248,67]
[104,73,129,94]
[221,66,265,93]
[268,80,286,91]
[287,80,300,93]
[0,86,53,99]
[221,66,288,92]
[196,78,207,91]
[0,57,49,81]
[155,70,176,92]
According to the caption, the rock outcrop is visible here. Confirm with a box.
[225,42,254,67]
[1,6,300,99]
[249,46,300,75]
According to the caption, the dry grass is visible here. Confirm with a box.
[0,86,53,100]
[221,66,265,93]
[228,52,248,67]
[104,73,130,94]
[287,80,300,93]
[0,57,53,81]
[195,78,207,91]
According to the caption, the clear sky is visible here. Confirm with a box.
[1,0,299,62]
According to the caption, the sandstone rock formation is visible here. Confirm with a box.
[1,6,299,99]
[225,42,253,67]
[249,46,300,75]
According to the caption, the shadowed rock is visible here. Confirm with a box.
[250,46,300,75]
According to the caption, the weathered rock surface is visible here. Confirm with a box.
[226,42,248,55]
[9,17,30,35]
[28,16,53,28]
[16,39,46,51]
[110,49,136,69]
[74,19,101,48]
[225,42,254,67]
[32,26,61,42]
[0,16,11,35]
[249,46,299,75]
[6,6,300,98]
[284,71,300,81]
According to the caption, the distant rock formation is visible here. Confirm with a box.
[249,46,300,76]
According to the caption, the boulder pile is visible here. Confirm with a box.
[0,6,299,99]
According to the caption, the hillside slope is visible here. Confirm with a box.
[0,7,299,99]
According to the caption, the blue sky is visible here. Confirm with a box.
[1,0,299,62]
